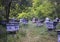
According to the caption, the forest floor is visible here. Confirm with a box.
[0,21,58,42]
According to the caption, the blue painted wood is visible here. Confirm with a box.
[56,30,60,42]
[46,22,54,29]
[6,20,19,32]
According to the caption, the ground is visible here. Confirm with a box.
[0,21,58,42]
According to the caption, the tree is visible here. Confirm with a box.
[31,0,55,19]
[1,0,12,22]
[49,0,60,18]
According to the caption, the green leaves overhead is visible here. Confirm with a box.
[39,1,55,16]
[0,0,60,20]
[17,0,57,19]
[31,0,55,18]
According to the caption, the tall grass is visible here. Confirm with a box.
[0,25,7,42]
[2,21,58,42]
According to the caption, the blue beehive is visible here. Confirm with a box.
[1,20,6,25]
[22,18,28,25]
[46,22,54,29]
[56,30,60,42]
[6,19,19,33]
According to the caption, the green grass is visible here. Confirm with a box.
[0,25,7,42]
[0,21,58,42]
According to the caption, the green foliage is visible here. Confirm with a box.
[32,0,42,7]
[18,12,28,19]
[30,0,55,19]
[0,0,60,20]
[39,1,55,17]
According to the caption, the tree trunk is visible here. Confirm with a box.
[4,0,12,22]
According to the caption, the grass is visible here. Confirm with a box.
[0,25,7,42]
[0,21,58,42]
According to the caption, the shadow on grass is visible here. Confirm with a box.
[0,25,7,42]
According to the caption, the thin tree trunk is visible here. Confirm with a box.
[5,1,12,23]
